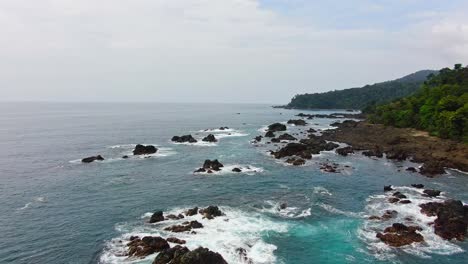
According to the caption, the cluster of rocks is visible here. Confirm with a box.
[335,146,354,156]
[287,119,307,126]
[371,185,468,247]
[171,135,197,143]
[320,163,340,173]
[194,160,224,173]
[81,144,159,163]
[296,112,364,119]
[125,206,228,263]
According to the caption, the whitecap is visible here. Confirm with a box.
[316,203,363,218]
[257,201,311,219]
[312,186,333,196]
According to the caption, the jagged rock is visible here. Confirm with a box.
[336,146,354,156]
[362,145,383,158]
[265,131,275,138]
[202,134,217,142]
[127,236,170,257]
[202,159,224,171]
[420,200,468,241]
[278,133,297,141]
[81,155,104,163]
[169,247,228,264]
[287,119,307,126]
[153,245,190,264]
[420,161,445,176]
[166,237,186,244]
[267,123,287,132]
[393,192,407,199]
[384,185,393,192]
[185,207,199,216]
[133,144,158,155]
[376,223,424,247]
[423,189,441,197]
[149,211,165,223]
[172,135,197,143]
[199,206,223,219]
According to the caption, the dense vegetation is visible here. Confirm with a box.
[368,64,468,142]
[285,70,436,110]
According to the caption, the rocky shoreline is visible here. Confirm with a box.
[321,121,468,175]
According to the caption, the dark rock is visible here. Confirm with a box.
[219,127,229,130]
[232,168,242,173]
[149,211,165,223]
[278,133,297,141]
[420,161,445,176]
[393,192,407,199]
[127,236,169,257]
[81,155,104,163]
[320,163,339,173]
[265,131,275,138]
[279,203,287,210]
[186,207,199,216]
[423,189,441,197]
[169,247,228,264]
[199,206,223,219]
[388,197,400,203]
[399,200,412,204]
[267,123,287,132]
[385,149,408,161]
[254,136,262,142]
[172,135,198,143]
[420,200,468,241]
[369,215,381,220]
[202,159,224,171]
[122,155,129,159]
[271,138,280,143]
[166,214,184,220]
[164,221,203,233]
[376,223,424,247]
[166,237,186,244]
[133,144,158,155]
[384,185,393,192]
[202,134,217,142]
[307,128,317,133]
[336,146,354,156]
[382,210,398,220]
[411,184,424,189]
[286,157,305,166]
[406,167,417,172]
[153,245,190,264]
[194,168,206,173]
[362,146,383,158]
[287,119,307,126]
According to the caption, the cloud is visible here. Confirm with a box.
[0,0,467,103]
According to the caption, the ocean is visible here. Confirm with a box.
[0,102,467,264]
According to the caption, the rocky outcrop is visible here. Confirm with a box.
[185,207,198,216]
[271,143,309,159]
[202,134,217,142]
[154,246,227,264]
[336,146,354,156]
[278,133,297,141]
[199,206,223,219]
[133,144,158,155]
[376,223,424,247]
[419,161,446,176]
[420,199,468,241]
[287,119,307,126]
[267,123,287,132]
[149,211,165,223]
[127,236,170,257]
[172,135,197,143]
[81,155,104,163]
[265,131,275,138]
[423,189,441,197]
[164,221,204,233]
[194,160,224,173]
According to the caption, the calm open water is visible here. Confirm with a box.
[0,102,467,264]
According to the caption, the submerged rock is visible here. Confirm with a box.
[384,185,393,192]
[81,155,104,163]
[133,144,158,155]
[172,135,197,143]
[411,184,424,189]
[202,134,217,142]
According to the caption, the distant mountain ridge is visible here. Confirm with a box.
[283,70,437,110]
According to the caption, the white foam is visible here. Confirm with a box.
[193,165,264,175]
[312,186,333,196]
[257,201,311,219]
[358,186,464,260]
[316,203,363,218]
[100,206,288,264]
[198,128,236,133]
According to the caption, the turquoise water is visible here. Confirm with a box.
[0,102,467,264]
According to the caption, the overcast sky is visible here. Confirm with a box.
[1,0,467,104]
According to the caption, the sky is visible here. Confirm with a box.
[0,0,467,104]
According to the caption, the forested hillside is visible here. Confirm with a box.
[285,70,436,110]
[368,64,468,142]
